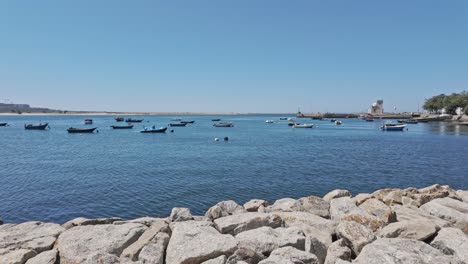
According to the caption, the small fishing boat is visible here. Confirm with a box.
[288,122,299,126]
[364,114,374,122]
[115,117,124,122]
[293,123,314,128]
[335,120,342,125]
[265,120,274,123]
[213,122,234,127]
[211,118,221,122]
[279,117,288,120]
[126,118,143,123]
[0,123,8,126]
[84,119,93,125]
[140,126,167,133]
[397,119,418,124]
[365,118,374,122]
[171,118,182,121]
[181,120,195,124]
[24,123,49,130]
[67,127,97,133]
[381,123,407,131]
[330,119,336,122]
[110,125,134,129]
[169,123,187,127]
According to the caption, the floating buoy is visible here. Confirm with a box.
[224,137,229,141]
[214,138,219,141]
[171,129,174,133]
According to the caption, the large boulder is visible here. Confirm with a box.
[235,226,306,256]
[0,221,64,255]
[392,204,450,228]
[359,198,396,223]
[336,221,376,255]
[205,201,245,220]
[329,197,364,221]
[258,246,319,264]
[340,213,386,232]
[25,249,57,264]
[56,223,146,263]
[354,238,459,264]
[244,199,269,212]
[378,219,439,241]
[0,249,37,264]
[420,197,468,233]
[456,190,468,203]
[323,190,351,203]
[169,207,194,222]
[353,193,372,205]
[121,219,169,260]
[296,196,330,218]
[413,184,459,205]
[166,221,237,264]
[268,198,300,212]
[226,247,265,264]
[214,212,282,235]
[430,227,468,263]
[324,239,352,264]
[62,217,122,229]
[138,232,170,264]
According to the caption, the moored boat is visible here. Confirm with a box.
[397,119,418,124]
[279,117,288,120]
[293,123,314,128]
[67,127,97,133]
[330,119,336,122]
[381,123,407,131]
[115,117,124,122]
[169,123,187,127]
[211,118,221,122]
[265,120,274,123]
[0,123,8,126]
[213,122,234,127]
[24,123,49,130]
[140,126,167,133]
[335,120,342,125]
[126,118,143,123]
[110,125,134,129]
[288,122,299,126]
[84,119,93,125]
[181,120,195,124]
[171,118,182,121]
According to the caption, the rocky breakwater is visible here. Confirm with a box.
[0,184,467,264]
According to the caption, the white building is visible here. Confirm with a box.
[368,100,384,115]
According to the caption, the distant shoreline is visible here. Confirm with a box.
[0,112,297,116]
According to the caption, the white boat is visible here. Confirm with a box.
[381,123,407,131]
[265,120,274,124]
[84,119,93,125]
[293,123,314,128]
[335,120,342,125]
[213,122,234,127]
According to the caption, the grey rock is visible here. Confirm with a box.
[329,197,363,221]
[297,196,330,218]
[0,249,37,264]
[202,255,227,264]
[244,199,269,212]
[353,193,372,205]
[392,204,450,228]
[226,247,265,264]
[205,200,245,220]
[431,227,468,263]
[268,198,300,212]
[258,246,319,264]
[236,226,306,256]
[114,217,167,227]
[25,249,57,264]
[382,190,404,205]
[56,223,146,264]
[378,219,439,241]
[62,217,122,229]
[336,220,376,255]
[457,190,468,203]
[306,236,329,264]
[166,221,237,264]
[169,207,194,222]
[371,188,396,202]
[324,239,351,264]
[354,238,459,264]
[138,232,170,264]
[323,190,351,203]
[87,252,120,263]
[0,221,64,254]
[359,198,396,223]
[420,197,468,233]
[340,213,385,232]
[121,220,169,260]
[214,212,282,235]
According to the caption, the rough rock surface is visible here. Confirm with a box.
[457,190,468,203]
[297,196,331,218]
[0,249,37,264]
[336,220,376,255]
[378,219,439,241]
[359,198,396,223]
[324,239,352,264]
[258,246,319,264]
[236,226,306,256]
[121,219,169,260]
[353,193,372,205]
[392,204,450,228]
[420,197,468,233]
[56,223,146,263]
[205,200,245,220]
[323,189,351,203]
[226,247,265,264]
[354,238,458,264]
[62,217,122,229]
[202,255,227,264]
[138,232,170,264]
[329,197,364,221]
[25,249,57,264]
[430,227,468,262]
[166,221,237,264]
[214,212,282,235]
[244,199,269,212]
[169,207,194,222]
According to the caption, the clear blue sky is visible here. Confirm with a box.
[1,0,467,113]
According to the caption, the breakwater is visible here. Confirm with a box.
[1,184,467,264]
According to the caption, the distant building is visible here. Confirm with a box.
[368,100,384,115]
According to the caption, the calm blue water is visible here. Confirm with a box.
[0,115,467,223]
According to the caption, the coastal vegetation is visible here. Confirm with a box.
[423,91,468,114]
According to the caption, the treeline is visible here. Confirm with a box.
[423,91,468,115]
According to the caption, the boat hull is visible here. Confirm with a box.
[110,125,134,129]
[140,127,167,133]
[181,121,195,124]
[25,123,49,130]
[0,123,8,126]
[169,123,187,127]
[381,124,406,131]
[126,119,143,123]
[67,127,97,133]
[213,122,234,127]
[293,124,314,128]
